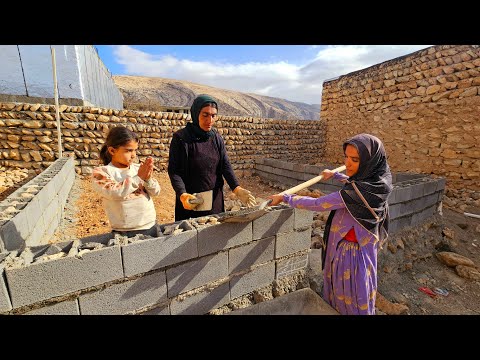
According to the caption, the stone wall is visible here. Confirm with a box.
[0,102,325,175]
[321,45,480,192]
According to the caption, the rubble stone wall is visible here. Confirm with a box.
[0,102,325,176]
[321,44,480,192]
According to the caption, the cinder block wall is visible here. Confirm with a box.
[321,44,480,192]
[253,158,445,233]
[0,205,312,315]
[0,157,74,251]
[0,102,325,175]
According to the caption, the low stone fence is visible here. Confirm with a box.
[253,158,445,233]
[0,205,312,315]
[0,157,74,251]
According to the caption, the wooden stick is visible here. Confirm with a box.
[279,165,347,195]
[51,47,63,158]
[464,212,480,219]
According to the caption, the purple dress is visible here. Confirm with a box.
[283,172,379,315]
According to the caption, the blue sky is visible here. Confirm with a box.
[95,45,432,105]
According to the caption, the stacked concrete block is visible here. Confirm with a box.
[166,252,228,298]
[197,221,252,257]
[24,299,79,315]
[170,282,230,315]
[79,271,167,315]
[230,262,276,299]
[0,204,313,315]
[0,157,75,250]
[5,245,123,308]
[0,265,12,312]
[254,158,445,235]
[122,221,198,277]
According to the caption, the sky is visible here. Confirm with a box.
[95,45,432,105]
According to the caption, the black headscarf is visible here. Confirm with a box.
[322,133,393,269]
[185,94,218,142]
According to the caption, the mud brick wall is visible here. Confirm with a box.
[0,102,325,175]
[253,159,445,234]
[0,205,312,315]
[0,157,74,251]
[321,44,480,192]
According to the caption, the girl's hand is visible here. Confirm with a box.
[138,157,154,180]
[267,193,284,206]
[321,169,335,181]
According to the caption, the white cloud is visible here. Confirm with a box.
[112,45,431,105]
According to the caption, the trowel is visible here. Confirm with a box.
[188,190,213,211]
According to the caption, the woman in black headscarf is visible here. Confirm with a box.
[168,94,256,221]
[268,133,393,314]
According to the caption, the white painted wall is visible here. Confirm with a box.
[0,45,26,95]
[0,45,123,109]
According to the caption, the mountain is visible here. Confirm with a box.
[112,75,320,120]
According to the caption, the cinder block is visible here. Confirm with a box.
[292,163,305,172]
[253,207,294,240]
[0,220,26,251]
[389,203,402,219]
[9,211,31,242]
[304,164,322,176]
[425,193,440,208]
[276,253,309,279]
[228,237,275,274]
[276,228,311,258]
[140,303,170,315]
[166,252,228,297]
[436,177,446,192]
[122,230,198,277]
[410,182,424,200]
[389,216,412,234]
[255,164,274,174]
[230,262,275,299]
[294,208,313,230]
[423,180,438,196]
[25,214,46,247]
[6,245,124,308]
[254,158,264,165]
[0,268,12,313]
[436,191,444,202]
[395,187,412,203]
[197,222,252,257]
[24,299,79,315]
[22,197,41,236]
[170,282,230,315]
[388,187,398,204]
[79,271,167,315]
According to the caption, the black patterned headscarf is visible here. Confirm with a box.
[322,134,393,269]
[340,133,393,238]
[185,94,218,142]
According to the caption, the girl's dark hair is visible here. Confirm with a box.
[99,126,139,165]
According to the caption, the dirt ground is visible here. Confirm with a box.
[48,171,479,315]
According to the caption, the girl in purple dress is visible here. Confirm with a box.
[268,133,392,315]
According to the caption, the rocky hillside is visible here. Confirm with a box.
[113,75,320,120]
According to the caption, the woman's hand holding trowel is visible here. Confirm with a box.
[180,193,200,210]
